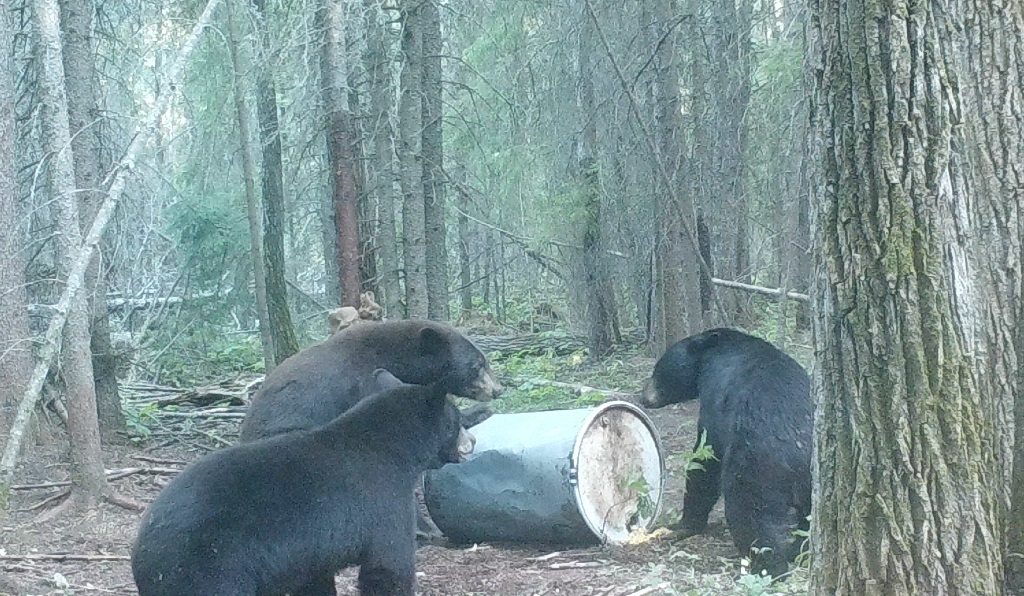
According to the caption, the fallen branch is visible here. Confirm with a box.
[518,378,634,401]
[11,466,180,491]
[0,554,130,562]
[711,278,809,303]
[624,583,671,596]
[549,561,601,570]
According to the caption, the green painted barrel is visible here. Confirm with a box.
[425,400,665,545]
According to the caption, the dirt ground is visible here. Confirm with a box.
[1,401,782,596]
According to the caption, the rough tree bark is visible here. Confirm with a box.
[34,0,108,508]
[0,0,32,447]
[649,0,700,351]
[253,0,298,361]
[577,1,611,357]
[421,0,447,321]
[59,0,125,437]
[320,0,362,308]
[952,0,1024,589]
[364,0,402,319]
[399,0,427,318]
[808,0,1004,591]
[226,1,274,373]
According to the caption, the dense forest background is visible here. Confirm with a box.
[1,0,1022,593]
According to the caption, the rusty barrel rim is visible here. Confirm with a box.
[569,400,666,544]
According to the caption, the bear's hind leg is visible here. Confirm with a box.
[675,429,723,537]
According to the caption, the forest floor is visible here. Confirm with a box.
[1,348,810,596]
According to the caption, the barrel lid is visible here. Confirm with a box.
[570,400,665,544]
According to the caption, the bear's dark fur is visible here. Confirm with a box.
[131,371,472,596]
[640,328,812,578]
[239,319,502,441]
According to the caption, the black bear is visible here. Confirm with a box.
[640,328,812,578]
[239,318,501,541]
[240,319,502,440]
[132,370,473,596]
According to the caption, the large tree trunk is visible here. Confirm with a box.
[399,1,427,318]
[952,0,1024,589]
[254,0,298,362]
[59,0,124,438]
[421,0,447,321]
[807,0,1004,591]
[577,2,611,357]
[34,0,107,507]
[320,0,362,308]
[648,0,700,352]
[363,0,402,319]
[226,1,274,373]
[0,0,32,443]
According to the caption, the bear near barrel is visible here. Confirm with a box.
[131,371,472,596]
[640,328,812,578]
[239,318,502,541]
[240,318,503,440]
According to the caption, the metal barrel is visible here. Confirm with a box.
[424,400,665,546]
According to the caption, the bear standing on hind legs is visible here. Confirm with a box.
[640,328,813,578]
[132,370,472,596]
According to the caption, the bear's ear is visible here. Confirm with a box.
[419,326,448,355]
[371,368,404,391]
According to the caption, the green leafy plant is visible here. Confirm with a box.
[675,429,717,473]
[123,401,160,439]
[623,470,656,520]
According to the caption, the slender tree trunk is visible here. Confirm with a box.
[320,0,362,308]
[34,0,107,506]
[399,1,427,318]
[808,0,1004,590]
[577,1,610,357]
[421,0,447,321]
[254,0,298,361]
[457,183,472,317]
[951,0,1024,588]
[0,0,32,446]
[364,0,402,318]
[59,0,124,438]
[226,1,274,373]
[705,0,752,324]
[649,0,699,351]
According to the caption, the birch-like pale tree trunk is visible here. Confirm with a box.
[34,0,107,507]
[0,0,32,448]
[0,0,222,502]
